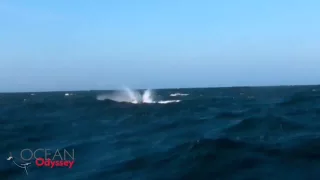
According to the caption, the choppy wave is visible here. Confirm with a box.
[1,85,320,179]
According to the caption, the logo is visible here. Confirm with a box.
[7,148,75,175]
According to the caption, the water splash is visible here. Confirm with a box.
[142,89,153,103]
[96,87,180,104]
[124,87,142,103]
[97,88,154,103]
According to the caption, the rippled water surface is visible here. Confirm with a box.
[1,85,320,180]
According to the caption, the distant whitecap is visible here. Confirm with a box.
[170,93,188,97]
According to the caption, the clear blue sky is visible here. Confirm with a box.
[0,0,319,92]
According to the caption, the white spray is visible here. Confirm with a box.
[97,87,181,104]
[97,87,155,104]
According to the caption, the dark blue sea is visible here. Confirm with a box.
[1,85,320,180]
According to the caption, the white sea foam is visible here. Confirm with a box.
[65,93,74,96]
[157,100,181,104]
[97,87,180,104]
[169,93,189,97]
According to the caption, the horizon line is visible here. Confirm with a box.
[0,83,319,94]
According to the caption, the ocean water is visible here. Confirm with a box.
[1,85,320,180]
